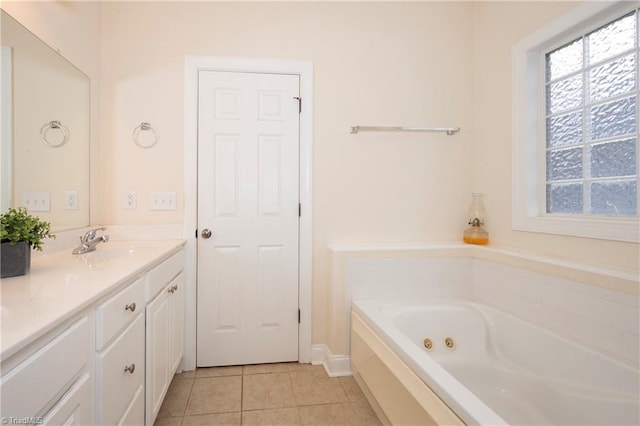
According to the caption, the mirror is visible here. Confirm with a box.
[1,9,90,231]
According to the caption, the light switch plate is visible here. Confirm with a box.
[150,192,177,211]
[21,192,51,212]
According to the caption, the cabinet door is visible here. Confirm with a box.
[145,288,170,425]
[169,273,185,374]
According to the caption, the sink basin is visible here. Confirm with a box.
[76,244,134,259]
[84,240,167,255]
[89,243,137,256]
[73,240,169,268]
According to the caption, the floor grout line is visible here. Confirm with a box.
[156,363,379,426]
[239,372,244,425]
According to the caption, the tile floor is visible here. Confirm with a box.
[153,363,382,426]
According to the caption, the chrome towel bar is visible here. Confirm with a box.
[350,125,460,136]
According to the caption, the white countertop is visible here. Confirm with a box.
[0,239,185,360]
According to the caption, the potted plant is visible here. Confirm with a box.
[1,207,55,278]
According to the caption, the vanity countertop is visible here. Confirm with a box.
[0,239,185,360]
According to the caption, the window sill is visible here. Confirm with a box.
[512,213,639,243]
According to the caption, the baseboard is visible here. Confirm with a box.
[311,344,351,377]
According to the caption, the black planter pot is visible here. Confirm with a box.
[1,241,31,278]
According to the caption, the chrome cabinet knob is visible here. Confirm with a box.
[124,363,136,374]
[201,229,212,239]
[125,302,136,312]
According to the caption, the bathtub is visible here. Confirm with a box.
[351,300,640,426]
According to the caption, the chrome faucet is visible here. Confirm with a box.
[72,227,109,255]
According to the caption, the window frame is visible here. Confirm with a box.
[512,1,639,243]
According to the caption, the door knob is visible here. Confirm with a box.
[201,229,212,239]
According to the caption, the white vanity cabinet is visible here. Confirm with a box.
[169,273,185,374]
[0,241,185,426]
[145,250,185,425]
[0,316,94,425]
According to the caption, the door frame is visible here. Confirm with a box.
[183,56,313,370]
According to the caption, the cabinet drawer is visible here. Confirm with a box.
[146,250,183,301]
[0,317,89,418]
[96,314,145,426]
[42,373,91,425]
[96,276,145,350]
[117,385,144,426]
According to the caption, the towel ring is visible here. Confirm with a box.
[132,122,158,149]
[40,121,69,148]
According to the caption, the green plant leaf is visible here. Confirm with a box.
[0,207,55,251]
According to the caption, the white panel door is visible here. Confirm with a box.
[197,71,300,366]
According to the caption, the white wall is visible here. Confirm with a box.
[100,2,475,347]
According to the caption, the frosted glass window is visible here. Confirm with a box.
[546,39,583,81]
[589,53,636,102]
[546,183,583,214]
[589,96,636,140]
[590,138,636,178]
[590,180,637,216]
[547,75,583,114]
[544,9,639,217]
[546,148,583,181]
[547,111,583,148]
[588,13,636,64]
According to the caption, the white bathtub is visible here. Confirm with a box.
[351,300,640,426]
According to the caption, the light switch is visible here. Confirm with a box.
[21,192,50,212]
[150,192,177,211]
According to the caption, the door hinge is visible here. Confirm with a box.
[298,203,301,217]
[298,309,301,324]
[293,96,302,113]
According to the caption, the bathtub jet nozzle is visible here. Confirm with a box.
[423,338,434,351]
[445,337,456,350]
